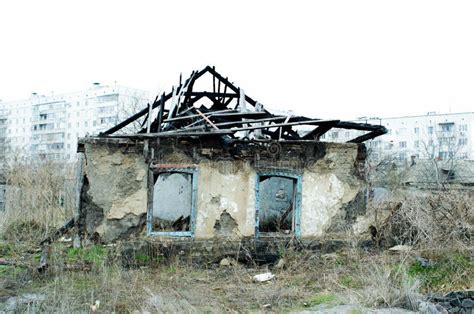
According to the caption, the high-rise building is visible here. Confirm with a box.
[320,112,474,161]
[1,84,150,162]
[0,102,9,167]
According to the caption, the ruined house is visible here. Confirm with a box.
[76,66,386,260]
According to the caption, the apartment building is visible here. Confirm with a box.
[1,84,150,162]
[0,103,8,168]
[321,112,474,161]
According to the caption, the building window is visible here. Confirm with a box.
[399,141,407,148]
[414,127,419,134]
[440,123,454,132]
[459,124,468,132]
[459,138,468,146]
[256,172,302,238]
[427,126,434,134]
[148,167,197,237]
[414,140,420,148]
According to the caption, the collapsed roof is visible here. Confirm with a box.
[100,66,387,143]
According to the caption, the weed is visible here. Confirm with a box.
[134,254,151,264]
[66,245,107,267]
[407,252,473,291]
[339,275,360,289]
[0,265,26,277]
[305,292,338,307]
[0,241,13,257]
[165,265,177,274]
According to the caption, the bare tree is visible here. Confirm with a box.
[114,93,154,134]
[413,125,473,189]
[366,126,473,191]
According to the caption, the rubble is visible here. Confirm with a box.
[253,272,275,282]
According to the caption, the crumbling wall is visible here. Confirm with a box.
[80,142,148,243]
[195,160,256,239]
[79,138,370,243]
[301,143,366,237]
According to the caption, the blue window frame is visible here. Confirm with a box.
[255,171,302,239]
[147,168,198,237]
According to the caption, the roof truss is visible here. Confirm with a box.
[100,66,387,143]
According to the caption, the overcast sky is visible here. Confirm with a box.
[0,1,473,120]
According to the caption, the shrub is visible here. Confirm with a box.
[379,190,473,248]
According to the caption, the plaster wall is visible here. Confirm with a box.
[79,139,369,243]
[194,161,256,239]
[81,142,148,242]
[301,144,362,237]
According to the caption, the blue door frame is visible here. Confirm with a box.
[147,168,198,237]
[255,171,302,239]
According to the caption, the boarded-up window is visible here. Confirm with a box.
[151,172,193,233]
[258,176,296,234]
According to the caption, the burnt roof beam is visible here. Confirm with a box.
[101,67,211,135]
[301,123,337,140]
[223,119,339,133]
[206,66,260,108]
[347,126,388,143]
[180,116,289,132]
[334,121,384,131]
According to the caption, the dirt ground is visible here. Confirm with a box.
[1,239,472,313]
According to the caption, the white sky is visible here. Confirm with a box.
[0,0,473,120]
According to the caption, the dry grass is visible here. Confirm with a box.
[0,161,472,312]
[0,160,77,243]
[1,237,472,312]
[375,190,473,250]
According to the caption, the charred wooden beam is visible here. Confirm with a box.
[105,130,233,139]
[181,68,209,109]
[334,121,383,131]
[100,65,387,144]
[281,126,300,140]
[157,92,165,133]
[182,116,289,131]
[206,66,259,107]
[101,96,164,135]
[164,109,237,123]
[206,95,228,111]
[184,91,239,98]
[224,119,339,133]
[301,123,337,140]
[102,67,210,135]
[39,218,75,246]
[347,127,387,143]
